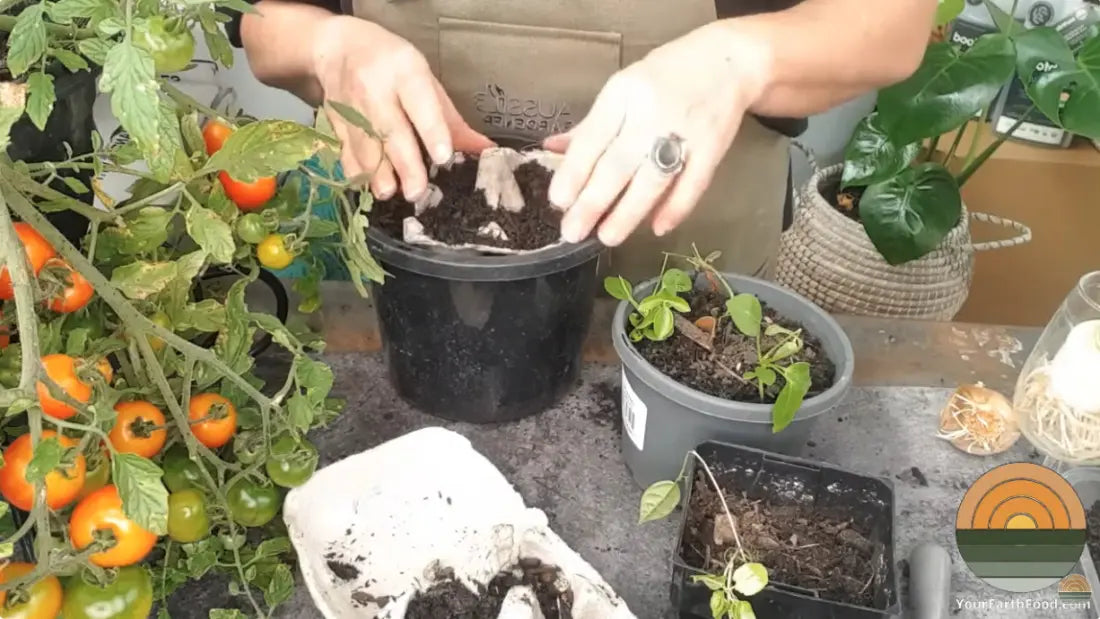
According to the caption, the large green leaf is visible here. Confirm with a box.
[201,120,335,181]
[859,163,962,265]
[99,40,160,156]
[1014,28,1100,139]
[936,0,964,27]
[841,114,920,188]
[877,37,1016,144]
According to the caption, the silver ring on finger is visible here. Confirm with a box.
[649,133,686,176]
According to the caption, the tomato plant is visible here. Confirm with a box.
[133,16,195,74]
[70,485,158,568]
[161,445,204,492]
[258,234,296,270]
[77,448,111,502]
[168,489,210,543]
[0,431,86,512]
[60,566,154,619]
[226,479,280,527]
[267,434,319,488]
[188,392,237,448]
[109,401,168,458]
[219,172,277,211]
[0,562,62,619]
[44,258,94,313]
[235,213,270,244]
[203,120,234,155]
[36,353,95,420]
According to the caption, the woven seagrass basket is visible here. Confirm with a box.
[776,150,1031,321]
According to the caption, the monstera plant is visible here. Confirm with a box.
[838,0,1100,265]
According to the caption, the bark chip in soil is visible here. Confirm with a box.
[403,557,575,619]
[370,156,562,251]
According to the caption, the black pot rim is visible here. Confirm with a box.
[366,227,602,282]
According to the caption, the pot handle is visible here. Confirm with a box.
[966,212,1032,252]
[789,139,819,176]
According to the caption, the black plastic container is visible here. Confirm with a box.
[7,68,99,247]
[366,226,601,423]
[671,441,899,619]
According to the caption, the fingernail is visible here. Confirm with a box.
[405,186,427,202]
[376,183,395,200]
[549,183,571,209]
[598,228,621,247]
[433,143,452,165]
[653,222,668,237]
[561,220,582,243]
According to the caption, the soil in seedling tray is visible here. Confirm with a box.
[681,470,878,608]
[404,559,575,619]
[369,155,562,251]
[1086,501,1100,574]
[635,288,836,403]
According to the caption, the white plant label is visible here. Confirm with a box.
[621,369,648,451]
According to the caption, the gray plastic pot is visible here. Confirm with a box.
[613,273,855,488]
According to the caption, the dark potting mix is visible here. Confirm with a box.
[681,470,879,608]
[635,288,837,403]
[369,155,562,251]
[1087,501,1100,576]
[404,559,575,619]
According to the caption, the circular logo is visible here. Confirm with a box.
[1029,2,1055,26]
[956,462,1086,593]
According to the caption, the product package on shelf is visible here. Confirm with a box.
[990,0,1100,147]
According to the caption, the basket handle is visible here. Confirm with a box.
[790,139,819,176]
[967,212,1032,252]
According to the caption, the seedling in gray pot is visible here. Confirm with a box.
[604,263,693,342]
[640,450,769,619]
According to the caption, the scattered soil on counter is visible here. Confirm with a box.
[369,156,562,250]
[405,559,575,619]
[326,559,360,582]
[634,288,836,403]
[681,470,879,608]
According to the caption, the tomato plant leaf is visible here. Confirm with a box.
[209,610,246,619]
[710,589,728,618]
[0,83,28,151]
[186,204,235,264]
[639,480,681,523]
[327,100,377,137]
[181,111,205,156]
[61,176,90,194]
[176,300,226,332]
[287,393,315,431]
[201,120,333,181]
[7,4,48,77]
[297,357,334,404]
[113,453,169,535]
[111,260,178,299]
[726,294,762,338]
[100,40,160,157]
[691,573,726,592]
[49,48,90,72]
[253,536,292,560]
[26,72,55,131]
[265,562,295,607]
[732,562,769,597]
[24,437,63,484]
[48,0,117,25]
[772,362,811,434]
[0,542,12,559]
[204,29,235,68]
[732,600,757,619]
[77,37,112,65]
[148,101,192,182]
[840,114,920,188]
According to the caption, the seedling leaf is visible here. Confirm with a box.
[732,600,757,619]
[692,573,726,591]
[769,339,801,363]
[772,362,811,433]
[756,367,777,386]
[639,480,680,523]
[733,563,769,597]
[653,306,675,340]
[726,294,762,338]
[661,268,693,293]
[604,276,633,302]
[710,589,727,618]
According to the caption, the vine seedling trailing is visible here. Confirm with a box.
[639,451,769,619]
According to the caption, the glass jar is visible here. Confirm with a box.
[1015,271,1100,464]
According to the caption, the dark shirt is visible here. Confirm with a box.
[223,0,808,137]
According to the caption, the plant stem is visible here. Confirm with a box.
[162,82,221,121]
[0,16,97,40]
[956,106,1034,187]
[944,123,968,170]
[925,135,941,163]
[690,451,748,563]
[961,114,987,171]
[1,165,111,223]
[113,182,185,217]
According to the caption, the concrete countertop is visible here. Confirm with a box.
[172,320,1094,618]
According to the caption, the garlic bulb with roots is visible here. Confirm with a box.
[938,384,1020,456]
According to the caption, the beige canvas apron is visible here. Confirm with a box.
[346,0,789,282]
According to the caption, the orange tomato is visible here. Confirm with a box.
[0,431,86,512]
[0,222,56,300]
[188,393,237,449]
[0,562,63,618]
[69,484,158,568]
[36,354,93,419]
[109,401,167,458]
[44,258,93,313]
[202,119,233,155]
[218,172,276,211]
[95,357,114,384]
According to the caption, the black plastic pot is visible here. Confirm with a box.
[7,68,100,247]
[366,226,601,423]
[671,441,900,619]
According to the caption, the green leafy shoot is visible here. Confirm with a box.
[641,451,769,619]
[605,266,692,343]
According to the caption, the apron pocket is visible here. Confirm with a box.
[438,16,622,140]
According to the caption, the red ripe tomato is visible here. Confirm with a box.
[36,353,93,420]
[0,223,56,300]
[0,431,86,512]
[69,485,158,568]
[188,393,237,449]
[219,172,277,211]
[109,401,168,458]
[203,120,234,155]
[45,258,94,313]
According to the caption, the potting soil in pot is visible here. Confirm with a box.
[370,148,564,253]
[682,470,878,608]
[405,560,575,619]
[1088,502,1100,575]
[636,288,837,402]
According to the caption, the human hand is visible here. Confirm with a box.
[311,17,494,201]
[545,22,771,246]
